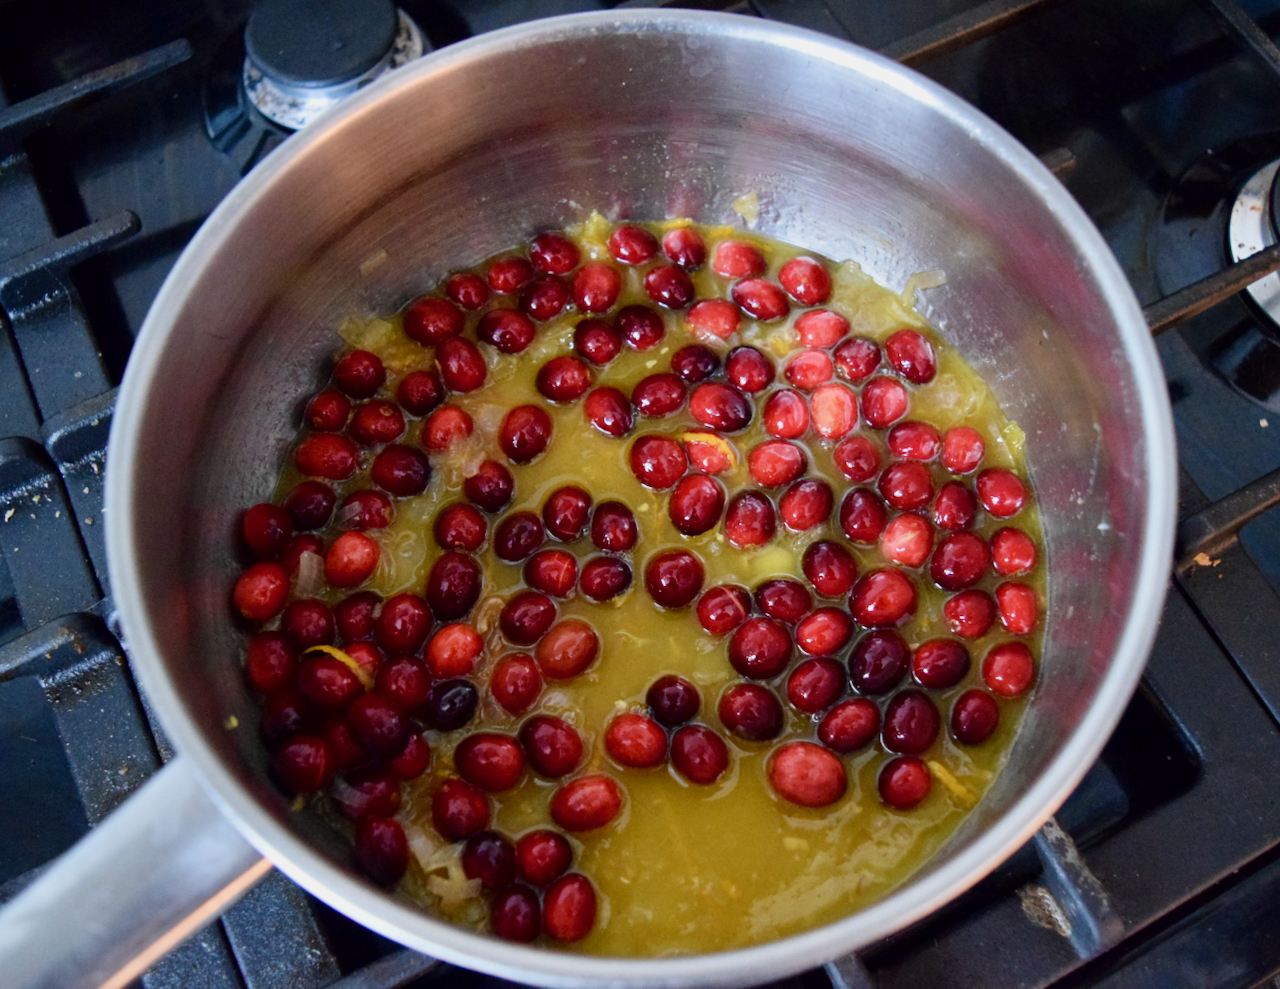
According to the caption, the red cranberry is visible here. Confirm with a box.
[630,434,688,490]
[436,337,487,392]
[499,591,557,645]
[913,638,971,689]
[591,501,637,551]
[719,682,783,741]
[242,503,293,560]
[748,440,807,487]
[375,592,431,654]
[882,689,940,754]
[516,829,573,887]
[810,383,857,439]
[686,298,741,340]
[795,309,849,348]
[423,407,474,453]
[488,256,535,294]
[584,386,633,437]
[537,355,592,403]
[544,485,592,541]
[983,642,1035,696]
[343,642,384,680]
[520,715,583,777]
[445,271,490,310]
[306,389,351,432]
[833,435,882,483]
[479,308,538,352]
[671,343,720,382]
[456,733,526,791]
[887,420,940,461]
[281,599,335,650]
[245,632,297,694]
[609,224,659,264]
[861,376,909,428]
[944,589,998,639]
[834,337,880,381]
[840,489,888,544]
[574,317,623,364]
[795,607,854,656]
[991,527,1037,575]
[432,778,490,840]
[403,297,464,346]
[711,240,765,278]
[880,513,934,568]
[728,617,792,679]
[491,885,541,943]
[551,775,622,832]
[463,831,518,890]
[647,674,701,726]
[234,561,290,622]
[426,550,483,620]
[388,733,431,780]
[530,231,580,274]
[670,724,729,785]
[425,679,479,732]
[464,460,514,513]
[663,227,707,268]
[849,629,909,694]
[354,816,409,885]
[879,756,931,809]
[879,461,934,511]
[493,511,545,563]
[819,698,880,753]
[786,657,845,714]
[271,735,333,794]
[579,556,632,601]
[500,405,553,464]
[696,584,752,636]
[768,741,846,807]
[779,478,834,531]
[849,568,917,628]
[732,278,790,321]
[976,468,1028,517]
[943,426,986,474]
[260,690,317,745]
[617,304,665,351]
[294,434,358,480]
[785,350,834,391]
[952,690,1001,744]
[885,329,937,384]
[371,444,431,497]
[322,726,373,780]
[755,579,811,624]
[374,655,430,713]
[434,503,486,552]
[683,432,736,474]
[723,491,776,548]
[997,582,1038,634]
[632,372,687,417]
[340,490,393,530]
[573,262,622,313]
[934,481,977,530]
[668,475,725,536]
[803,541,858,598]
[645,264,696,308]
[520,277,571,322]
[296,655,362,710]
[525,549,579,598]
[333,350,385,398]
[604,713,668,768]
[535,619,600,679]
[645,549,705,609]
[690,382,752,432]
[490,653,542,715]
[543,873,597,942]
[725,346,774,393]
[931,532,990,590]
[347,694,409,758]
[396,369,445,416]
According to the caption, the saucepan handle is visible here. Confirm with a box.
[0,755,271,989]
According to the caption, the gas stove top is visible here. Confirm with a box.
[4,1,1280,988]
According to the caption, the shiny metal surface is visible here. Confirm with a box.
[1229,160,1280,324]
[85,9,1172,988]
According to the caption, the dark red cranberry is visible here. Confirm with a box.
[499,590,557,645]
[296,655,363,710]
[645,264,695,309]
[982,642,1036,696]
[883,690,940,754]
[260,690,317,745]
[333,767,402,821]
[880,513,934,568]
[888,421,941,462]
[433,503,486,552]
[490,653,542,715]
[885,329,937,384]
[579,556,632,601]
[324,719,370,773]
[516,829,573,887]
[952,690,1001,744]
[281,598,335,650]
[810,383,857,439]
[245,632,297,694]
[850,569,917,628]
[779,478,834,531]
[432,777,490,840]
[456,733,527,792]
[879,461,934,511]
[833,435,882,483]
[375,592,431,654]
[354,816,409,885]
[768,741,846,807]
[834,336,880,381]
[520,715,583,777]
[520,277,571,322]
[591,501,637,551]
[913,638,971,689]
[584,386,633,437]
[574,317,623,364]
[723,491,776,548]
[719,682,783,741]
[930,532,990,590]
[499,405,553,464]
[802,541,858,598]
[479,308,538,352]
[608,224,659,264]
[732,278,790,321]
[785,349,834,391]
[630,434,688,490]
[632,372,687,417]
[668,475,725,535]
[425,678,479,732]
[525,549,578,598]
[271,735,332,794]
[779,256,833,305]
[544,485,592,541]
[934,481,978,531]
[943,426,986,474]
[747,440,807,488]
[294,434,358,480]
[463,831,518,889]
[690,382,752,432]
[663,227,707,268]
[647,674,701,726]
[464,460,514,513]
[944,589,998,639]
[712,240,766,278]
[754,579,811,624]
[786,657,845,714]
[306,389,351,432]
[543,873,598,942]
[333,350,386,398]
[403,296,464,346]
[976,468,1028,517]
[426,550,483,620]
[488,255,535,294]
[728,617,792,679]
[861,376,909,428]
[340,490,393,530]
[535,619,600,679]
[389,733,430,780]
[615,304,665,352]
[436,337,487,392]
[491,885,541,943]
[991,527,1037,575]
[374,655,430,713]
[445,271,490,310]
[819,699,881,753]
[347,694,410,758]
[725,346,775,393]
[573,262,622,313]
[848,629,909,694]
[493,511,545,562]
[839,489,888,544]
[795,607,854,656]
[669,725,729,785]
[696,584,752,636]
[371,444,431,497]
[537,355,592,403]
[795,309,850,348]
[644,549,705,608]
[604,712,668,768]
[234,561,290,621]
[530,231,580,274]
[242,503,293,560]
[671,344,719,382]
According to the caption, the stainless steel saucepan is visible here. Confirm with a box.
[0,10,1175,989]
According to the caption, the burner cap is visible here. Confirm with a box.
[245,0,398,88]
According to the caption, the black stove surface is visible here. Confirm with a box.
[4,1,1280,988]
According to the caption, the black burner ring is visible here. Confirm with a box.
[245,0,398,88]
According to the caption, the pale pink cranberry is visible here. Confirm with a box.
[479,308,537,352]
[436,337,487,392]
[732,278,790,321]
[834,337,880,381]
[786,657,845,713]
[574,317,622,364]
[663,227,707,269]
[529,231,580,274]
[584,386,633,437]
[879,756,931,809]
[645,264,695,309]
[832,435,881,483]
[686,299,740,340]
[952,690,1000,745]
[404,297,465,346]
[725,346,775,393]
[996,582,1038,634]
[795,309,849,348]
[810,383,857,439]
[696,584,752,636]
[879,461,934,511]
[912,638,971,689]
[690,382,752,432]
[944,590,997,639]
[839,489,888,544]
[608,224,659,264]
[487,256,535,294]
[668,475,725,535]
[630,434,688,490]
[718,682,783,741]
[933,481,977,530]
[743,440,803,487]
[769,742,846,807]
[885,329,937,384]
[537,355,592,403]
[880,513,933,568]
[779,478,834,531]
[761,389,810,439]
[930,532,990,590]
[887,421,940,461]
[711,240,766,278]
[983,641,1035,696]
[861,376,909,428]
[802,541,858,597]
[723,491,776,548]
[784,349,833,390]
[445,272,489,310]
[976,468,1028,517]
[795,607,854,656]
[617,304,665,351]
[991,527,1037,574]
[779,256,832,305]
[422,406,474,452]
[943,426,985,474]
[631,372,687,417]
[754,578,811,624]
[850,568,917,627]
[573,262,621,313]
[819,698,881,754]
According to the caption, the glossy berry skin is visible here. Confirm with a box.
[446,272,490,310]
[802,541,858,598]
[779,257,833,305]
[810,383,857,439]
[983,642,1036,696]
[341,490,393,530]
[354,816,409,886]
[779,478,834,531]
[795,309,849,348]
[281,534,325,574]
[850,568,917,628]
[630,435,688,490]
[723,491,776,549]
[499,591,557,645]
[833,436,882,483]
[609,225,659,264]
[543,486,592,542]
[375,592,430,654]
[840,489,888,544]
[294,434,358,481]
[455,733,526,792]
[464,460,514,513]
[880,513,934,569]
[645,549,705,609]
[786,657,845,714]
[530,231,580,274]
[373,655,430,713]
[245,632,297,694]
[712,240,766,278]
[525,549,579,598]
[930,532,990,591]
[861,376,909,428]
[347,694,410,758]
[670,724,729,785]
[335,590,379,641]
[397,369,444,416]
[550,774,623,832]
[671,343,720,382]
[795,607,854,656]
[761,389,810,440]
[683,432,736,474]
[768,741,847,807]
[371,445,430,497]
[425,679,479,732]
[885,329,937,384]
[490,653,542,715]
[647,674,701,726]
[537,355,592,403]
[574,317,623,364]
[933,481,977,531]
[725,346,774,393]
[976,468,1028,517]
[834,337,880,381]
[819,698,881,753]
[785,349,834,391]
[280,599,335,651]
[500,405,554,464]
[423,405,474,452]
[849,629,910,695]
[718,682,783,741]
[543,873,598,942]
[952,690,1001,744]
[690,382,753,433]
[462,831,518,890]
[306,389,351,432]
[991,527,1037,575]
[584,386,633,437]
[388,733,431,781]
[488,256,535,294]
[668,475,725,535]
[493,511,545,562]
[686,298,741,340]
[432,778,491,841]
[535,620,600,679]
[520,278,571,323]
[434,503,486,552]
[663,227,707,268]
[879,461,934,511]
[645,264,696,309]
[887,420,941,462]
[728,617,793,679]
[517,829,574,887]
[426,550,483,621]
[333,350,386,398]
[436,337,487,392]
[271,735,333,794]
[259,690,316,746]
[325,532,379,587]
[755,579,811,625]
[605,713,668,768]
[732,278,790,321]
[943,426,986,474]
[404,296,464,346]
[591,501,637,552]
[913,638,971,689]
[943,589,998,639]
[748,440,807,488]
[882,690,941,755]
[997,582,1038,634]
[632,373,687,417]
[242,503,293,560]
[234,562,290,621]
[878,756,932,809]
[490,885,541,943]
[520,715,584,777]
[579,556,632,601]
[617,305,666,351]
